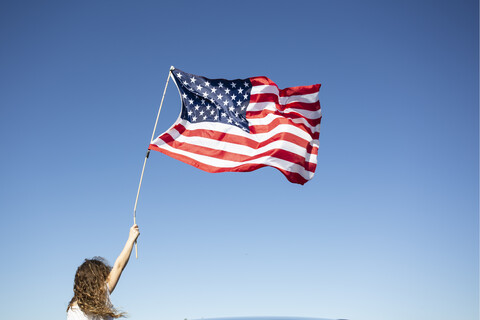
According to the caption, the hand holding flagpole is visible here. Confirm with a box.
[132,66,174,258]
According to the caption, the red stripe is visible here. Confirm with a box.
[149,143,309,185]
[250,77,321,97]
[284,100,321,112]
[250,77,276,86]
[158,122,318,153]
[280,84,320,97]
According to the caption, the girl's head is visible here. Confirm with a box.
[68,257,125,318]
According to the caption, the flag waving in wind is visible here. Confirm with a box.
[149,68,322,185]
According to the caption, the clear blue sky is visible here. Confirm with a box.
[0,1,478,320]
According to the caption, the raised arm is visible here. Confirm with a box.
[107,224,140,293]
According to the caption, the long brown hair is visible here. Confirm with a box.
[67,257,125,318]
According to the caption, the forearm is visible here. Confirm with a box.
[113,237,135,272]
[108,224,140,293]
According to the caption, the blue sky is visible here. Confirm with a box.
[0,1,478,320]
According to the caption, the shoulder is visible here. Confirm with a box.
[67,304,87,320]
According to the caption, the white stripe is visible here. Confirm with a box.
[251,84,319,104]
[248,101,322,120]
[251,84,279,95]
[280,92,318,105]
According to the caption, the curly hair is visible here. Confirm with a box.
[67,257,125,318]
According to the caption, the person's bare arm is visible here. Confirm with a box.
[107,224,140,293]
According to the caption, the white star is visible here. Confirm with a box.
[183,81,188,86]
[225,88,230,94]
[229,106,235,112]
[221,112,227,117]
[218,82,224,88]
[236,100,242,106]
[206,104,211,110]
[231,82,236,88]
[202,92,208,98]
[223,100,228,106]
[196,85,202,91]
[241,105,247,110]
[177,73,182,79]
[244,82,249,87]
[210,110,215,115]
[188,110,193,116]
[238,88,244,94]
[192,116,197,121]
[214,115,219,120]
[243,94,248,100]
[217,93,223,100]
[211,87,217,93]
[205,81,210,87]
[194,105,200,110]
[216,105,222,110]
[190,77,197,83]
[203,115,207,120]
[231,94,237,100]
[189,99,194,105]
[182,93,187,99]
[199,110,204,115]
[227,118,233,123]
[201,99,206,105]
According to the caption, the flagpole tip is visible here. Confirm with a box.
[170,66,175,71]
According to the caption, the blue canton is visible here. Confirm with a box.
[172,68,252,132]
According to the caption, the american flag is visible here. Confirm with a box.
[149,68,321,185]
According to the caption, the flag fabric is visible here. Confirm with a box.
[149,67,321,185]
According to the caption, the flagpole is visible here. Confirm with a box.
[133,66,174,259]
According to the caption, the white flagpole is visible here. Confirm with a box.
[133,66,174,258]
